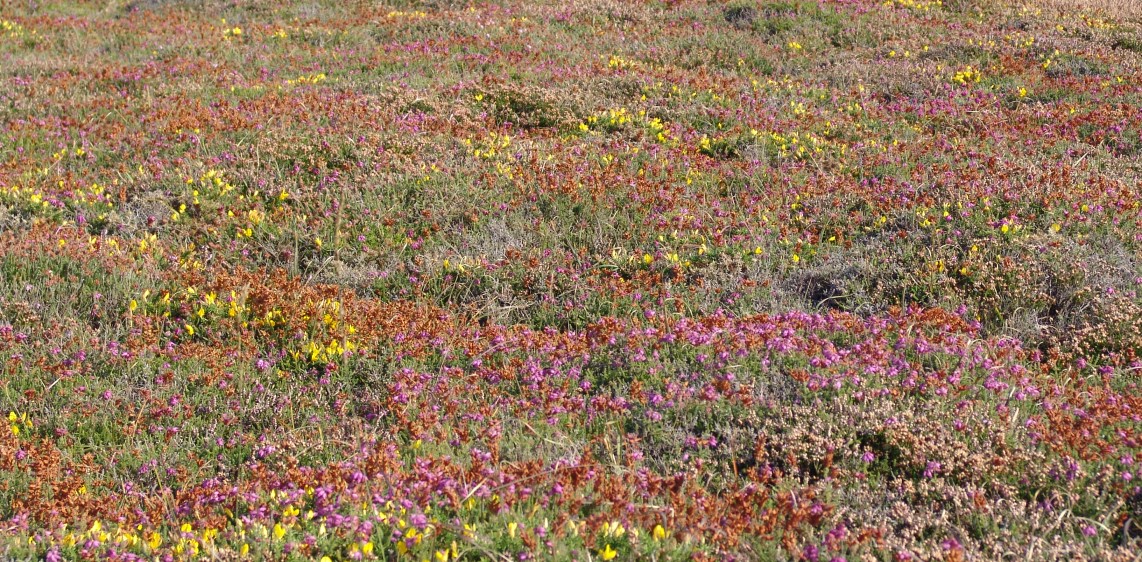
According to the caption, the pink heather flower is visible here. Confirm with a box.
[410,513,428,529]
[1081,525,1097,537]
[802,544,819,561]
[861,452,876,463]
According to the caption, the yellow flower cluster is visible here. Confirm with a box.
[607,55,632,70]
[288,299,360,364]
[952,66,982,85]
[580,108,677,148]
[0,185,49,212]
[1,19,30,39]
[8,411,31,436]
[754,129,834,160]
[287,73,327,86]
[585,107,632,130]
[466,132,512,159]
[883,0,942,11]
[386,10,429,19]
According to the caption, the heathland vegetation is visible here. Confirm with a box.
[2,0,1142,559]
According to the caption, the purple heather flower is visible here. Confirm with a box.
[410,513,428,529]
[802,544,819,561]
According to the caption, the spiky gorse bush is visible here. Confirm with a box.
[1,0,1142,560]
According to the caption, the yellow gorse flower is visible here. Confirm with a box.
[599,544,618,560]
[602,521,625,538]
[952,65,981,85]
[9,411,30,435]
